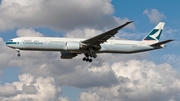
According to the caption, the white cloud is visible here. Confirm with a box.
[2,57,180,101]
[0,73,62,101]
[0,0,131,31]
[79,60,180,101]
[65,24,135,39]
[0,84,17,97]
[143,9,166,24]
[79,92,107,101]
[0,37,16,68]
[65,28,103,38]
[58,97,69,101]
[16,28,44,37]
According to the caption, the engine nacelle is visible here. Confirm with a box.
[61,51,77,59]
[66,41,80,51]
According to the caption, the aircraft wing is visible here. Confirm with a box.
[150,39,174,47]
[81,21,133,45]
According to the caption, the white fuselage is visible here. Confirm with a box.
[6,37,161,54]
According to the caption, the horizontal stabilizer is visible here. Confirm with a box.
[150,39,174,47]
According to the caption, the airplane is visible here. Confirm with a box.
[6,21,174,62]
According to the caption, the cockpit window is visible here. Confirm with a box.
[9,40,13,42]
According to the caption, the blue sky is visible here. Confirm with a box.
[0,0,180,101]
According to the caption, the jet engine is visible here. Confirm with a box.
[60,51,77,59]
[66,42,80,50]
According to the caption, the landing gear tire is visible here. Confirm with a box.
[93,54,97,58]
[89,59,92,62]
[86,58,89,62]
[15,49,21,57]
[82,57,92,62]
[83,52,97,62]
[83,57,86,61]
[17,53,21,57]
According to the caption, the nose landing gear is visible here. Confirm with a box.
[17,52,21,57]
[15,49,21,57]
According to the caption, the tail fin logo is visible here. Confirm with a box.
[143,22,165,41]
[144,29,162,41]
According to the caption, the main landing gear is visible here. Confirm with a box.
[15,49,21,57]
[82,47,98,62]
[82,53,97,62]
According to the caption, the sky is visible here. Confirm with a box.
[0,0,180,101]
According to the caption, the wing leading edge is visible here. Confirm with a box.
[81,21,133,45]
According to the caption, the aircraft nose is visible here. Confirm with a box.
[6,41,11,47]
[5,40,17,48]
[6,41,10,46]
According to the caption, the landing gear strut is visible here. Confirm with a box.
[15,49,21,57]
[82,47,98,62]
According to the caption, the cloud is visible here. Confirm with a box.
[0,84,17,97]
[1,55,180,101]
[65,28,103,38]
[58,97,69,101]
[0,73,63,101]
[143,9,166,24]
[79,92,107,101]
[65,25,135,40]
[0,37,16,68]
[163,27,180,39]
[161,27,180,46]
[0,0,132,31]
[16,28,44,37]
[163,54,180,69]
[79,60,180,101]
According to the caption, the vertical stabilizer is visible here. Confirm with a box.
[142,22,165,42]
